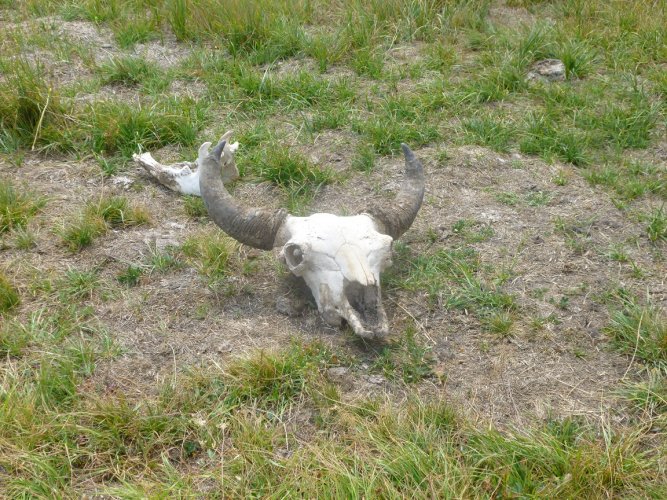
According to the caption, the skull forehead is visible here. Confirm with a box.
[284,214,392,253]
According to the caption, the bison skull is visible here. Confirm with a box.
[136,135,425,338]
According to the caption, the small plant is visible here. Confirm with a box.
[351,144,376,173]
[13,227,36,249]
[182,231,239,281]
[483,311,514,337]
[58,268,101,302]
[372,325,434,383]
[86,196,150,228]
[183,195,207,219]
[644,206,666,243]
[621,370,667,416]
[149,247,183,272]
[0,272,20,314]
[605,296,666,368]
[117,265,143,287]
[60,196,149,252]
[0,180,45,233]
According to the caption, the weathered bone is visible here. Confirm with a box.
[138,135,425,338]
[133,130,239,195]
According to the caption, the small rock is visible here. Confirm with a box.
[527,59,566,82]
[327,367,349,378]
[111,175,133,189]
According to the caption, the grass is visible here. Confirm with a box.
[97,55,169,93]
[181,230,239,281]
[0,271,20,314]
[59,196,149,252]
[1,0,667,495]
[386,244,516,321]
[605,295,666,369]
[239,145,336,213]
[372,325,434,383]
[0,180,45,233]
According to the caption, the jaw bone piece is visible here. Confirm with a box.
[140,136,425,338]
[133,130,240,195]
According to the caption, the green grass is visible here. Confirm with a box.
[622,370,667,417]
[644,206,666,243]
[605,296,666,369]
[0,180,45,233]
[0,272,20,314]
[239,145,336,212]
[372,325,434,383]
[59,196,149,252]
[386,244,516,321]
[97,55,169,93]
[181,230,239,281]
[1,0,667,495]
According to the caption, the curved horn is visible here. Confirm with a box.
[364,143,425,239]
[199,139,289,250]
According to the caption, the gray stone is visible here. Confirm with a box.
[527,59,566,82]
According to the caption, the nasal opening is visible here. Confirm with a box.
[344,279,379,326]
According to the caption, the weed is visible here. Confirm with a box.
[59,196,148,252]
[451,219,494,243]
[483,311,514,336]
[148,245,182,272]
[13,227,36,250]
[351,144,376,173]
[57,268,100,302]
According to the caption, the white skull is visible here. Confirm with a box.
[279,213,393,337]
[136,133,424,338]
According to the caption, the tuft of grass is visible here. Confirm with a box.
[86,195,150,228]
[386,244,516,319]
[57,268,101,302]
[585,160,666,202]
[622,370,667,417]
[59,196,149,252]
[13,227,36,249]
[181,230,239,281]
[351,143,376,173]
[483,310,514,336]
[520,113,590,166]
[117,265,143,287]
[452,219,494,243]
[0,272,20,314]
[372,325,434,383]
[183,195,207,219]
[644,206,666,243]
[148,245,183,273]
[462,115,514,152]
[0,57,68,150]
[97,56,168,93]
[605,296,666,368]
[0,180,45,233]
[242,146,335,212]
[353,95,440,155]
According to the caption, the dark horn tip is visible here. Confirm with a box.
[210,140,226,162]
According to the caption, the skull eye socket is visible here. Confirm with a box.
[284,243,305,269]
